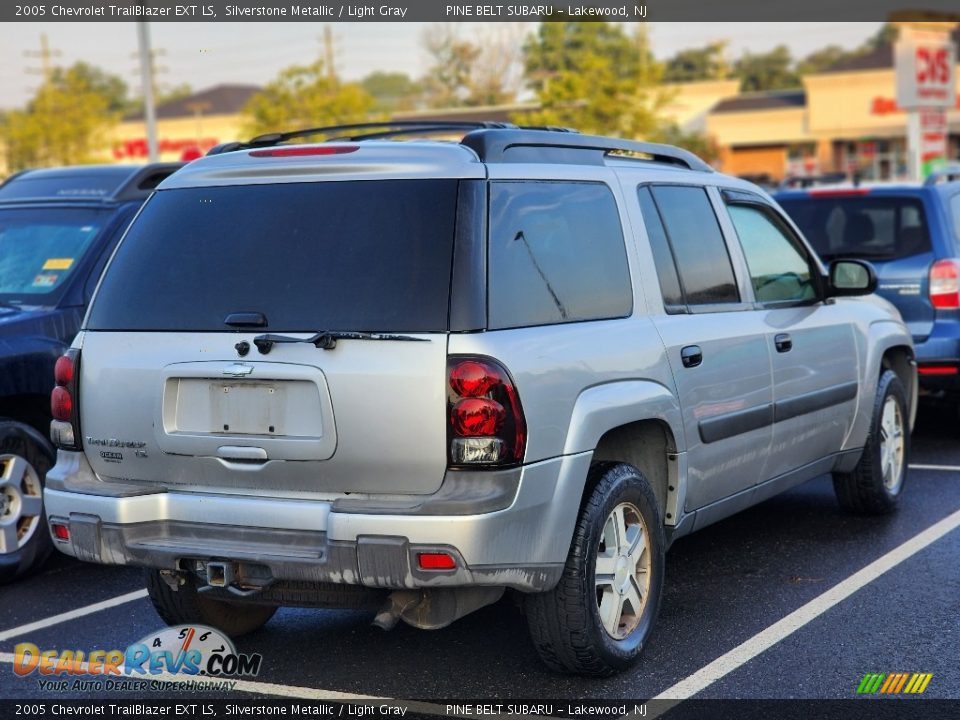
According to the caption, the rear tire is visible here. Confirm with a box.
[145,570,277,638]
[525,462,665,676]
[833,370,909,515]
[0,421,54,584]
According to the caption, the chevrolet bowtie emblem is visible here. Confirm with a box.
[222,363,254,377]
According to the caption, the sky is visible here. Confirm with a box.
[0,22,884,110]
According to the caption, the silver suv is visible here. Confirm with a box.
[44,123,916,676]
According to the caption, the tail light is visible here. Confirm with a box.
[50,349,81,450]
[930,259,960,309]
[448,357,526,467]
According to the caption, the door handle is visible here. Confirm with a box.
[775,333,793,353]
[681,345,702,368]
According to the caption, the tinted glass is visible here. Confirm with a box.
[728,204,816,303]
[0,169,133,201]
[778,195,931,261]
[88,180,458,332]
[650,186,739,305]
[637,186,683,308]
[488,182,631,329]
[0,207,108,303]
[951,194,960,244]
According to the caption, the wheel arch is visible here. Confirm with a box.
[880,345,917,431]
[562,380,685,527]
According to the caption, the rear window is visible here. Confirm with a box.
[778,195,931,261]
[87,180,458,332]
[0,170,134,201]
[487,181,632,329]
[0,207,108,303]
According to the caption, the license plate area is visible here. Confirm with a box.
[158,362,336,461]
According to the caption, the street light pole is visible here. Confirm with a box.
[137,21,159,162]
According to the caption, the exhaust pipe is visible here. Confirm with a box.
[372,588,504,631]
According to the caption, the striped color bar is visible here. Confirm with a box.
[857,673,933,694]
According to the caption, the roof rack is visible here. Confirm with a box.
[206,122,713,173]
[924,164,960,186]
[460,129,712,171]
[207,121,516,155]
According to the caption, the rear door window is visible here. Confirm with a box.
[87,180,459,333]
[487,181,632,329]
[777,195,932,261]
[639,185,740,308]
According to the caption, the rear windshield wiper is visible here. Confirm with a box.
[251,331,429,354]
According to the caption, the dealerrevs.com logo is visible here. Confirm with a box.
[13,625,262,692]
[857,672,934,695]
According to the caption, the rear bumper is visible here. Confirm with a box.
[915,324,960,392]
[44,450,593,593]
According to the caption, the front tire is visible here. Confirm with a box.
[833,369,909,515]
[525,462,665,676]
[145,570,277,638]
[0,421,54,584]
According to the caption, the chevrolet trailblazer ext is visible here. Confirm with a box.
[44,123,916,676]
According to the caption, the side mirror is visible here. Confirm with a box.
[826,259,877,297]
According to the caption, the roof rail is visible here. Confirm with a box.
[924,164,960,186]
[205,122,712,172]
[206,121,516,155]
[460,129,713,172]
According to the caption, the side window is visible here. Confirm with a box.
[637,187,684,310]
[727,204,817,304]
[951,194,960,244]
[645,185,740,306]
[488,181,632,329]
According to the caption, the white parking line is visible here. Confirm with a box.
[0,589,148,643]
[909,463,960,472]
[0,651,457,716]
[647,506,960,707]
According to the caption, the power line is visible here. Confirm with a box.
[23,33,62,83]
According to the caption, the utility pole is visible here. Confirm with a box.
[24,34,62,164]
[323,25,336,80]
[137,22,159,162]
[24,33,61,83]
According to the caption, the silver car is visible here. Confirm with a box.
[44,124,916,676]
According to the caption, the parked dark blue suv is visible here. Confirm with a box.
[776,168,960,397]
[0,163,182,581]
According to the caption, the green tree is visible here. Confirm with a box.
[241,60,374,136]
[861,23,898,52]
[361,71,421,112]
[517,22,670,138]
[663,41,731,82]
[418,24,523,109]
[733,45,800,92]
[420,25,481,108]
[653,124,720,165]
[0,63,121,171]
[796,45,853,76]
[51,62,129,113]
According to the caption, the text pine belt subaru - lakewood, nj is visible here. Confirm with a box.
[43,122,916,676]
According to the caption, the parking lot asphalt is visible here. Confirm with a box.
[2,403,958,705]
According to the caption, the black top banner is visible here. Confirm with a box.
[2,699,960,720]
[4,0,960,22]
